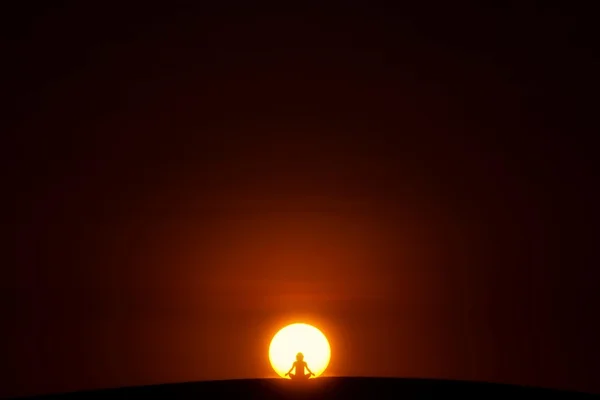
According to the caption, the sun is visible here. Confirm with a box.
[269,323,331,378]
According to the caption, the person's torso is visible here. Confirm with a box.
[296,361,306,375]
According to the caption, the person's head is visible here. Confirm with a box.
[296,352,304,361]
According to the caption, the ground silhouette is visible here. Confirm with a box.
[14,377,598,400]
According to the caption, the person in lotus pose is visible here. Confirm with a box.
[285,352,315,380]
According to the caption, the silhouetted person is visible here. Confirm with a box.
[285,352,315,380]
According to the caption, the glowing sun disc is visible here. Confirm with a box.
[269,323,331,378]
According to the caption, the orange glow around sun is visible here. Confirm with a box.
[268,323,331,378]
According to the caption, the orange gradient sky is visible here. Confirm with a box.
[5,3,599,398]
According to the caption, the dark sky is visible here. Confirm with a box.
[4,3,599,398]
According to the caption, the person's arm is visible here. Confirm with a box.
[305,363,315,376]
[285,362,296,376]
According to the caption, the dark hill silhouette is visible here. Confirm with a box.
[14,377,598,400]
